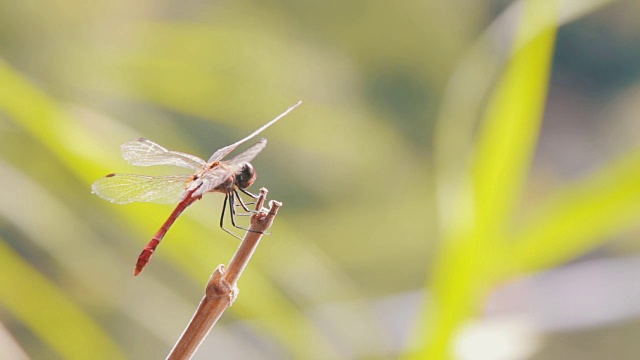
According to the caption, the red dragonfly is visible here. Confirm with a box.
[92,101,300,276]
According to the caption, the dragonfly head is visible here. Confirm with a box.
[235,163,257,189]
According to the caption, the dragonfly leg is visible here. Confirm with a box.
[235,202,255,206]
[228,192,264,235]
[233,189,258,215]
[239,188,259,199]
[219,194,243,240]
[234,202,255,213]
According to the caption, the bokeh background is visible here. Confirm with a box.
[1,0,640,359]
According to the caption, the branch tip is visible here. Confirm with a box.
[166,187,282,360]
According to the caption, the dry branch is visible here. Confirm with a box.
[166,188,281,360]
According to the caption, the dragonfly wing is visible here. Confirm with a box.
[122,138,207,170]
[227,138,267,165]
[207,101,301,163]
[91,174,192,204]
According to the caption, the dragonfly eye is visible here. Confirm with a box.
[235,163,256,189]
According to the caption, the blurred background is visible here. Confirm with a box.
[1,0,640,359]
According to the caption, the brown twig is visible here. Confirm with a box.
[166,188,281,360]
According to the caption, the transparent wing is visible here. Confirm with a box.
[207,101,301,163]
[91,174,192,204]
[227,138,267,166]
[122,138,207,170]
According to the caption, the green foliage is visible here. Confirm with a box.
[0,239,126,359]
[410,0,633,358]
[0,0,636,359]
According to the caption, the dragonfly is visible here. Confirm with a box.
[92,101,301,276]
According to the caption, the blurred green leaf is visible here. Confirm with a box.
[511,148,640,273]
[472,5,557,235]
[0,58,111,183]
[0,238,126,360]
[432,0,620,235]
[410,0,560,357]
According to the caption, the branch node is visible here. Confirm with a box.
[205,265,238,304]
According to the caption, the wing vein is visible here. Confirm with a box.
[91,174,191,204]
